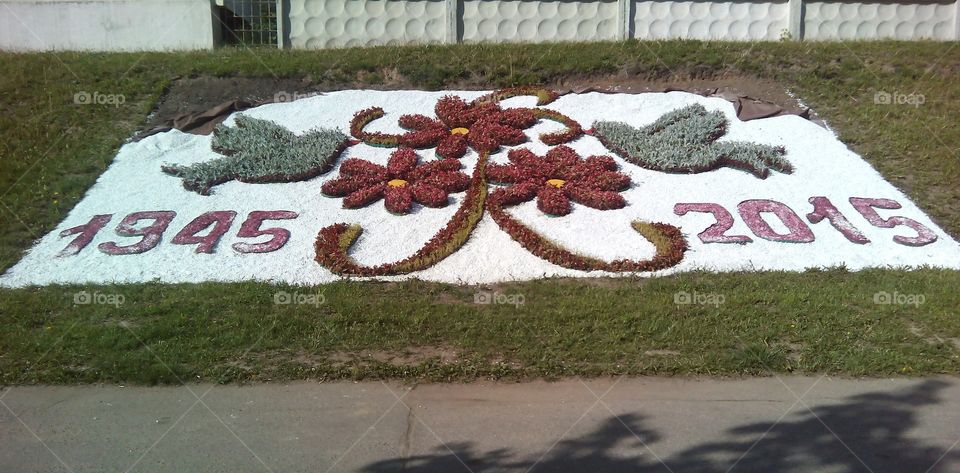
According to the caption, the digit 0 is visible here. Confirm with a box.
[737,199,814,243]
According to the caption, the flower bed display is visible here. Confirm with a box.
[3,88,958,287]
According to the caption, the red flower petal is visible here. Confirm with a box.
[492,181,540,207]
[507,148,540,166]
[420,170,471,192]
[384,185,414,214]
[435,96,479,129]
[387,148,419,177]
[410,183,449,208]
[398,114,442,131]
[544,146,579,168]
[489,122,528,146]
[585,171,632,191]
[497,109,537,129]
[470,136,499,153]
[564,185,627,210]
[486,162,524,184]
[400,126,448,148]
[436,134,468,160]
[343,184,385,208]
[407,158,463,179]
[536,184,572,216]
[339,158,386,177]
[583,155,618,171]
[321,175,380,197]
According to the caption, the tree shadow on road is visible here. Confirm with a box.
[360,379,958,473]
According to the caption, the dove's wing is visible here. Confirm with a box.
[163,114,348,195]
[592,104,790,178]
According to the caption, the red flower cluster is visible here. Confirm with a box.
[321,148,469,214]
[315,153,490,276]
[482,146,686,272]
[487,146,630,216]
[349,88,584,159]
[398,96,538,159]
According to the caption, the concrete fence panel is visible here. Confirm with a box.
[633,0,791,40]
[2,0,958,51]
[802,1,957,40]
[0,0,217,51]
[288,0,448,48]
[460,0,620,43]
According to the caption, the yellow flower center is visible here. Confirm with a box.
[546,179,566,188]
[450,127,470,135]
[387,179,408,188]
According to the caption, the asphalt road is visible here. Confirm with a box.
[2,376,958,472]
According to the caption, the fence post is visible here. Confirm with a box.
[276,0,285,48]
[954,0,960,40]
[788,0,804,40]
[618,0,631,40]
[446,0,459,44]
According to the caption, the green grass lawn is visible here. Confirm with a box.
[1,41,958,384]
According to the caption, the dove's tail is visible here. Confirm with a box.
[160,164,185,177]
[161,162,229,196]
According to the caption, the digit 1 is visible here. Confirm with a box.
[98,211,177,255]
[806,196,869,244]
[172,211,237,254]
[58,214,113,256]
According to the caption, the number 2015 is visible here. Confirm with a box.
[673,197,937,247]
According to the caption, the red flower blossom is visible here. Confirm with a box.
[395,95,538,159]
[487,146,631,216]
[350,88,584,155]
[321,148,470,214]
[316,152,490,276]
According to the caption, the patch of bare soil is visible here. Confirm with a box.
[907,321,960,350]
[325,346,461,366]
[644,349,681,357]
[141,73,819,135]
[558,74,802,110]
[143,76,317,131]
